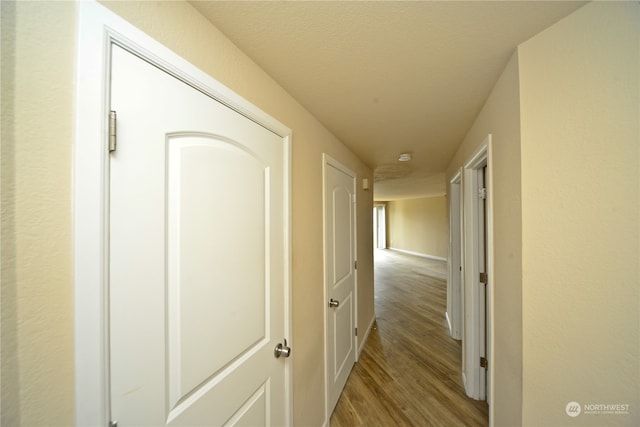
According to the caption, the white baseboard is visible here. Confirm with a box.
[388,247,447,262]
[357,315,376,358]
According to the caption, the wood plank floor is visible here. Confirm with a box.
[330,249,488,427]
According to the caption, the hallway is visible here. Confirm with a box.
[330,249,488,426]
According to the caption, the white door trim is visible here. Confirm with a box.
[447,170,463,340]
[321,153,358,423]
[73,2,292,425]
[462,135,493,403]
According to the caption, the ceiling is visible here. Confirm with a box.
[191,1,586,200]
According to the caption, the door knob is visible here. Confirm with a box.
[274,339,291,358]
[329,299,340,308]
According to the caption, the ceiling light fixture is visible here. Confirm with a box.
[398,153,412,162]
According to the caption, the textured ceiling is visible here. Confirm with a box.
[191,1,586,200]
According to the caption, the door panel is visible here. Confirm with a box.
[324,160,356,415]
[166,134,267,412]
[333,187,352,283]
[333,293,354,374]
[109,44,287,426]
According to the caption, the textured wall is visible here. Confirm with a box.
[519,2,639,425]
[447,3,640,425]
[1,1,76,425]
[1,1,19,423]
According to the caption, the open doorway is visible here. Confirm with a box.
[373,204,387,249]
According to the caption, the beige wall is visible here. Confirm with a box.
[387,196,448,259]
[1,1,76,425]
[448,2,639,425]
[5,1,637,426]
[519,2,639,425]
[446,52,523,426]
[1,1,374,425]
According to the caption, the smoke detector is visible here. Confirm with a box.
[398,153,412,162]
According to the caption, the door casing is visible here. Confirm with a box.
[73,3,292,425]
[462,135,493,404]
[447,170,463,340]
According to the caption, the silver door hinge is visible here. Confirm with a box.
[109,110,117,152]
[109,421,118,427]
[355,328,358,336]
[479,272,488,284]
[480,357,488,369]
[478,187,487,199]
[354,260,358,270]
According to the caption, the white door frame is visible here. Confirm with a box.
[73,3,292,425]
[322,153,358,422]
[462,135,493,402]
[447,170,463,340]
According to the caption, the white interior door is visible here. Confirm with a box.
[109,44,290,426]
[323,156,357,415]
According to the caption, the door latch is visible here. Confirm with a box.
[274,339,291,358]
[329,299,340,308]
